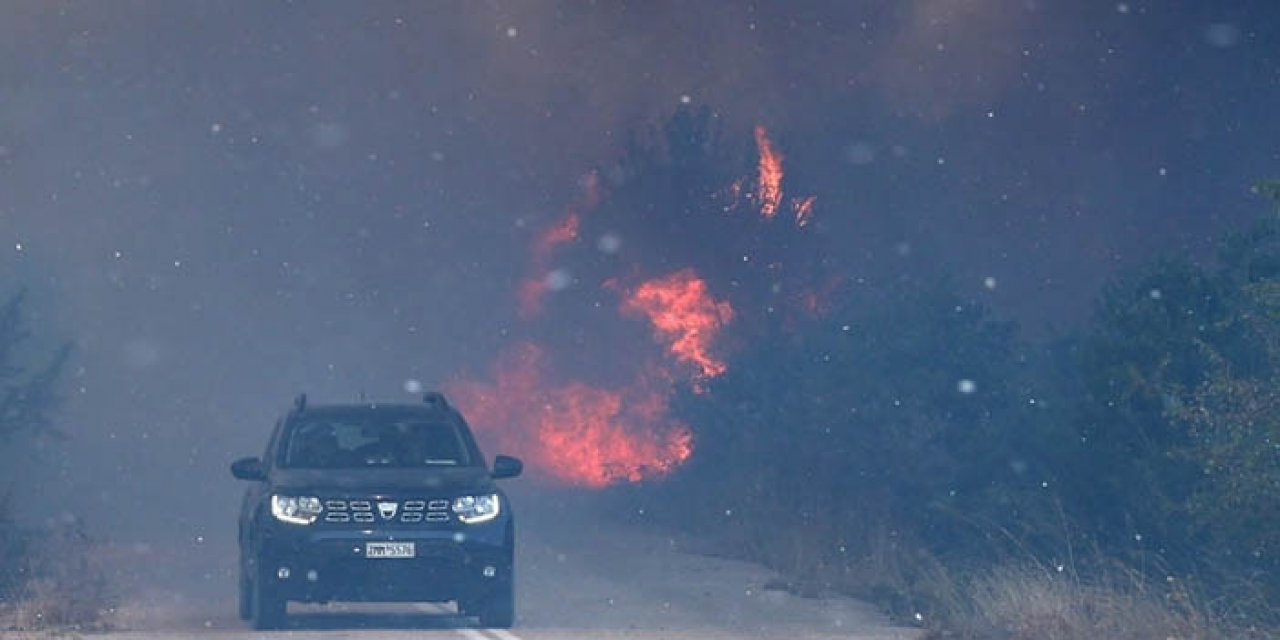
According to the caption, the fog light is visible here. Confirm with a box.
[306,570,318,582]
[276,566,291,580]
[482,565,496,578]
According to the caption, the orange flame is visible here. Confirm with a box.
[792,195,816,228]
[461,128,821,488]
[721,177,747,212]
[533,212,580,263]
[621,269,734,380]
[519,172,605,318]
[754,125,784,218]
[520,212,582,317]
[449,344,694,488]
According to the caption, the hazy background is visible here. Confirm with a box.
[1,0,1276,549]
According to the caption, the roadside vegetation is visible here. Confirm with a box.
[0,291,111,634]
[578,111,1280,638]
[639,202,1280,639]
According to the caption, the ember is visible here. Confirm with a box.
[792,195,817,228]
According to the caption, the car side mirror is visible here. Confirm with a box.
[491,455,523,479]
[230,456,267,481]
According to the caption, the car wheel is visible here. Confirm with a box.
[476,578,515,629]
[250,565,287,630]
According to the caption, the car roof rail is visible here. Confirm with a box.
[294,393,307,412]
[422,392,450,410]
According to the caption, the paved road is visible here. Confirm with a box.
[95,491,923,640]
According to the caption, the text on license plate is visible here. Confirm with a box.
[366,541,415,559]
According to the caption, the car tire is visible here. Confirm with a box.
[250,565,287,630]
[476,578,515,629]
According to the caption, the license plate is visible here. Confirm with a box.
[365,541,415,559]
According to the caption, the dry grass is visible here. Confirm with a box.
[837,525,961,623]
[933,563,1224,640]
[624,494,1274,638]
[718,515,1255,639]
[0,522,115,634]
[741,518,965,626]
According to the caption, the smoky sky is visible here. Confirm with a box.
[1,1,1277,541]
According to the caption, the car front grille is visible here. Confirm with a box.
[323,498,451,524]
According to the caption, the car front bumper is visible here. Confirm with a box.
[254,522,512,603]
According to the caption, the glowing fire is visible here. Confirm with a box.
[792,195,816,228]
[519,213,581,316]
[452,126,820,488]
[533,212,580,262]
[722,177,746,212]
[449,344,694,488]
[754,125,784,218]
[621,269,735,380]
[519,172,604,318]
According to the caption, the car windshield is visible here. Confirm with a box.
[281,416,470,469]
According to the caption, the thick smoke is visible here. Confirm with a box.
[449,108,830,487]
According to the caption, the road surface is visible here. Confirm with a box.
[92,490,923,640]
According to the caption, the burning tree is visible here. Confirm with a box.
[451,106,832,487]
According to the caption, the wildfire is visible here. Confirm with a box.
[621,269,735,380]
[519,172,604,318]
[754,125,784,218]
[449,344,694,488]
[792,195,816,228]
[519,213,582,316]
[451,124,821,488]
[533,212,580,262]
[740,125,814,226]
[722,177,746,212]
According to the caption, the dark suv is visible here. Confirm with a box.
[230,393,522,630]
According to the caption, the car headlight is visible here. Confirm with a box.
[271,495,322,525]
[452,493,501,524]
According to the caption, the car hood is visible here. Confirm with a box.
[269,466,497,495]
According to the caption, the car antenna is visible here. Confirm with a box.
[294,393,307,412]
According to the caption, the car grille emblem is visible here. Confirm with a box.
[377,501,398,520]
